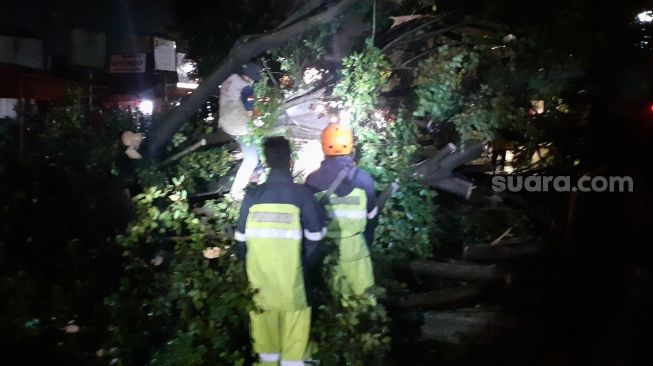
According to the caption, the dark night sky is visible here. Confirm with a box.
[0,0,175,38]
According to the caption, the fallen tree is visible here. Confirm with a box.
[419,308,522,343]
[412,141,487,199]
[409,259,505,282]
[463,241,550,262]
[398,283,495,310]
[148,0,361,156]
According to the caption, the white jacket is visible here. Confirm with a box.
[219,73,252,137]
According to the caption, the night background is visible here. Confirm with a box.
[1,0,653,365]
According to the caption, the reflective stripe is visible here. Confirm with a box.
[260,353,280,362]
[367,206,378,219]
[249,211,294,224]
[246,228,302,240]
[328,210,368,219]
[235,230,246,242]
[329,195,361,205]
[304,227,326,241]
[281,361,304,366]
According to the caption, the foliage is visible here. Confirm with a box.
[334,39,392,122]
[242,73,287,147]
[169,148,233,193]
[104,179,253,366]
[335,40,439,265]
[271,25,334,84]
[411,26,591,170]
[0,89,134,365]
[311,41,440,363]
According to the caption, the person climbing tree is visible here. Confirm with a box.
[219,62,262,199]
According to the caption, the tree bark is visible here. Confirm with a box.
[148,0,361,156]
[419,308,522,343]
[414,141,486,181]
[463,241,549,262]
[409,259,504,282]
[398,283,492,310]
[429,176,475,199]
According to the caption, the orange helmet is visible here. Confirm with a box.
[321,123,353,155]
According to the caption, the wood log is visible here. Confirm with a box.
[412,143,456,179]
[398,283,492,310]
[409,260,504,282]
[428,175,475,199]
[464,241,549,262]
[438,141,487,173]
[412,141,486,199]
[419,308,521,343]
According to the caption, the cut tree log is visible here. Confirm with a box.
[430,175,475,199]
[412,143,456,178]
[409,259,504,282]
[464,241,549,262]
[419,308,522,343]
[412,141,487,199]
[398,283,493,310]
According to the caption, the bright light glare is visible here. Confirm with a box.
[338,109,352,127]
[180,60,196,74]
[293,140,324,179]
[303,67,323,85]
[329,115,339,124]
[139,100,154,115]
[314,104,326,114]
[177,82,198,89]
[637,11,653,23]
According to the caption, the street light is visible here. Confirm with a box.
[139,100,154,116]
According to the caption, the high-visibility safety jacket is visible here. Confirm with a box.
[235,169,327,310]
[219,73,255,137]
[305,156,378,300]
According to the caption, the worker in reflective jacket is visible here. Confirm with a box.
[235,136,327,366]
[305,123,378,305]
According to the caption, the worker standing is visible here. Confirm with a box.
[219,62,262,199]
[305,123,378,305]
[235,136,327,366]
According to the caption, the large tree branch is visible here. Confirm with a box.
[148,0,361,155]
[281,76,335,110]
[274,0,326,31]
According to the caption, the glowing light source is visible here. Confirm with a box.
[139,100,154,115]
[314,104,326,114]
[338,109,352,127]
[293,140,324,179]
[329,115,339,124]
[177,82,199,89]
[637,11,653,23]
[303,67,323,85]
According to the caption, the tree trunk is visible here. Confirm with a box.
[409,259,504,282]
[429,176,475,199]
[148,0,361,156]
[419,308,522,343]
[463,241,549,262]
[398,283,493,310]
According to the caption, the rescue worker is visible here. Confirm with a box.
[235,136,327,366]
[219,62,262,199]
[305,123,378,305]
